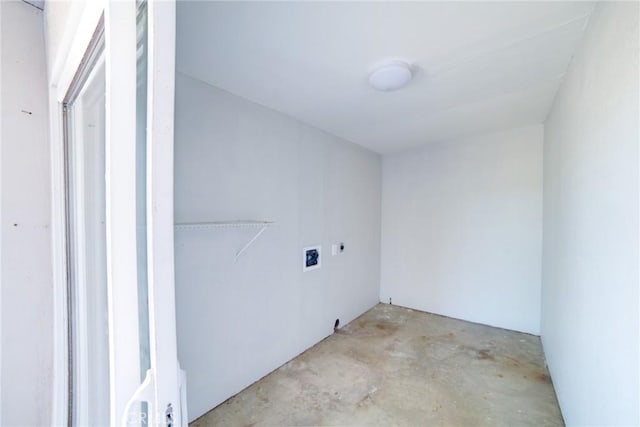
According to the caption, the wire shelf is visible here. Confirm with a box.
[174,220,275,260]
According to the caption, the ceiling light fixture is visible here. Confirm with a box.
[368,60,413,92]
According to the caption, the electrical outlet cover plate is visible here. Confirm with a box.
[303,245,321,272]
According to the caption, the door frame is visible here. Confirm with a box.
[50,4,107,425]
[144,1,183,423]
[48,1,181,425]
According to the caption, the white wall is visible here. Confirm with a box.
[381,125,543,334]
[0,1,53,425]
[174,73,382,421]
[42,0,74,75]
[541,2,639,425]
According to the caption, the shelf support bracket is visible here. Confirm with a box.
[235,226,268,261]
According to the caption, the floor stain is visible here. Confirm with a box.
[477,349,495,361]
[537,372,552,383]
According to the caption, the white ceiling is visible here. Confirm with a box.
[177,1,594,153]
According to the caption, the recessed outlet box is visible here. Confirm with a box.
[303,245,321,272]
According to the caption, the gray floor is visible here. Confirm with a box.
[192,304,563,426]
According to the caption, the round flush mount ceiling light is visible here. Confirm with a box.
[368,60,413,92]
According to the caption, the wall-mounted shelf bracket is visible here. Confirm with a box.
[174,220,275,261]
[234,225,269,261]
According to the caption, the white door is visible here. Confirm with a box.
[59,1,183,425]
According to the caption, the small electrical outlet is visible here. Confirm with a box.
[331,244,338,256]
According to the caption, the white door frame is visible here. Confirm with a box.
[121,1,184,424]
[50,4,107,425]
[104,1,143,423]
[145,1,184,424]
[48,1,181,425]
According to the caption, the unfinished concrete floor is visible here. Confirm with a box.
[192,304,563,426]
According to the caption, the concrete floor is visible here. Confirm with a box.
[192,304,563,426]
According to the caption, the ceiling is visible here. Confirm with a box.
[177,1,594,153]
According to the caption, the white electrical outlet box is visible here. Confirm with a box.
[303,245,321,272]
[331,244,338,256]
